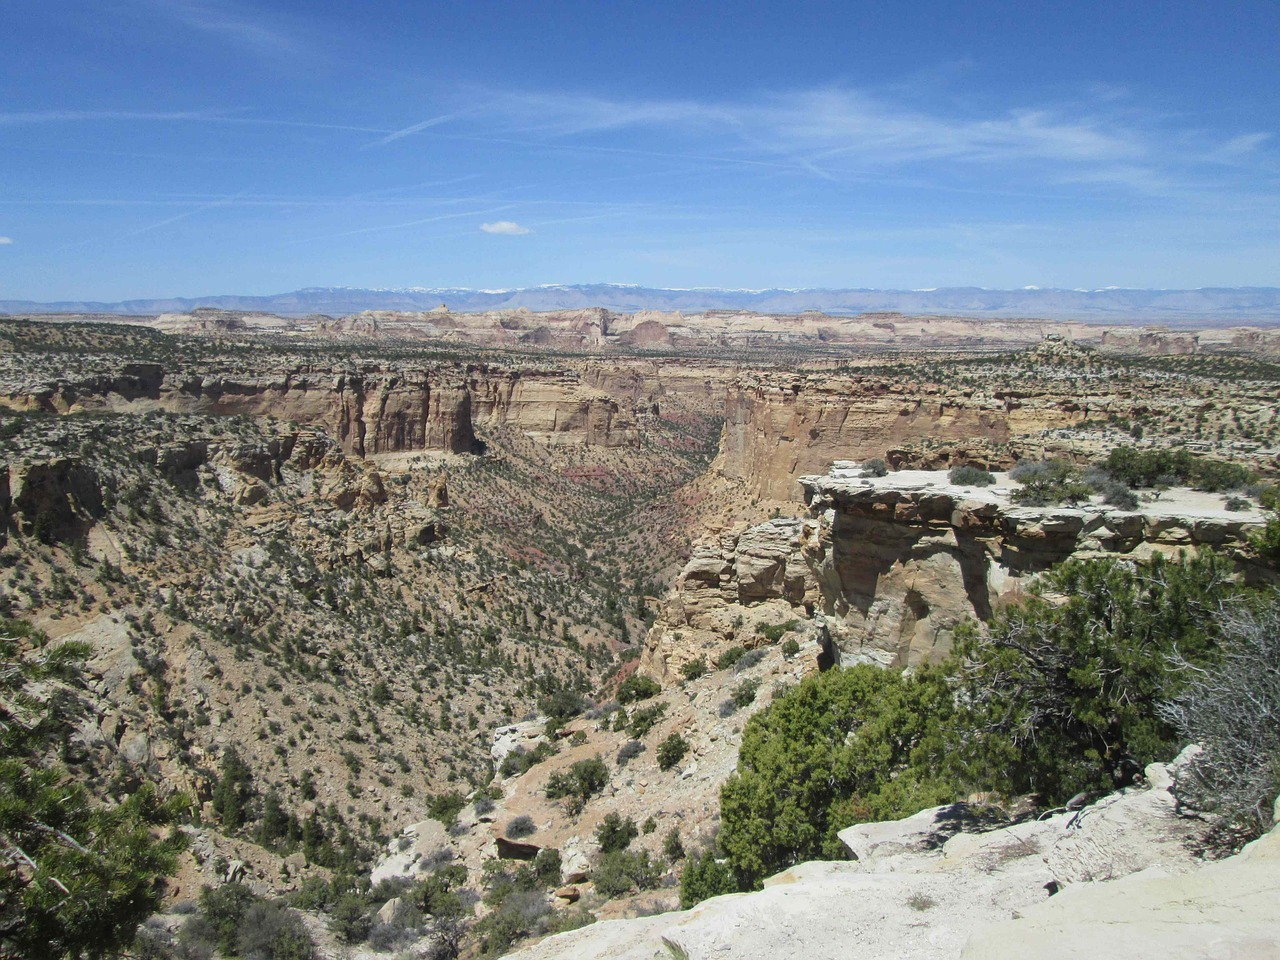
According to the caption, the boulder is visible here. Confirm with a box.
[369,819,454,885]
[496,837,542,860]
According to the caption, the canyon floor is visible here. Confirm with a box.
[2,306,1278,958]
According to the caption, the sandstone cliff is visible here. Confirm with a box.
[714,372,1123,502]
[1,362,669,456]
[643,466,1268,678]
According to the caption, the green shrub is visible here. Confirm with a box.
[948,464,995,486]
[199,883,260,954]
[238,900,315,960]
[327,892,373,944]
[781,638,800,658]
[656,734,689,771]
[546,757,609,812]
[591,850,660,899]
[715,646,746,670]
[1105,446,1253,492]
[625,703,667,738]
[662,828,685,862]
[1250,512,1280,567]
[679,850,737,908]
[500,740,557,778]
[679,658,707,681]
[617,674,661,704]
[756,620,799,643]
[718,663,960,890]
[955,552,1234,803]
[1010,459,1091,506]
[595,813,638,853]
[730,679,760,709]
[425,790,467,828]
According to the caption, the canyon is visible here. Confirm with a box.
[2,307,1279,959]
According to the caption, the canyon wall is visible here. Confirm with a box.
[714,374,1110,502]
[643,469,1268,680]
[1,362,664,456]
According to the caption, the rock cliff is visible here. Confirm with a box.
[1,362,662,456]
[714,373,1094,501]
[643,466,1268,677]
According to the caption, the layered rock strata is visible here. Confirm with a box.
[644,467,1267,676]
[1,363,653,456]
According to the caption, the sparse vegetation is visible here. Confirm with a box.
[657,733,690,771]
[948,464,995,486]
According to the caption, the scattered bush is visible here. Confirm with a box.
[500,740,557,778]
[1224,496,1251,512]
[715,646,746,670]
[545,757,609,813]
[425,791,467,828]
[756,620,799,643]
[327,892,373,944]
[1010,459,1091,506]
[729,679,760,710]
[781,638,800,659]
[506,815,536,839]
[538,688,585,723]
[662,828,685,862]
[861,458,889,477]
[616,739,645,766]
[1161,600,1280,851]
[591,850,661,899]
[1105,446,1253,492]
[657,734,689,771]
[595,813,639,853]
[238,900,316,960]
[1089,474,1139,510]
[617,674,661,704]
[948,464,995,486]
[624,703,667,739]
[734,648,767,672]
[679,658,707,681]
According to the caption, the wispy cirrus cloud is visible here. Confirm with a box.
[480,220,530,235]
[132,0,302,57]
[401,84,1270,196]
[470,86,1142,167]
[0,109,387,135]
[0,237,13,245]
[372,112,464,146]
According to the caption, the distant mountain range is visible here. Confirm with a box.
[4,284,1280,325]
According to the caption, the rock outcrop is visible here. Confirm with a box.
[645,466,1267,674]
[500,755,1276,960]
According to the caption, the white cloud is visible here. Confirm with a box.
[480,221,531,236]
[0,237,11,244]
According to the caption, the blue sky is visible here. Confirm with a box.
[2,0,1278,300]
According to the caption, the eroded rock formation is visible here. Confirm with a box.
[644,467,1268,677]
